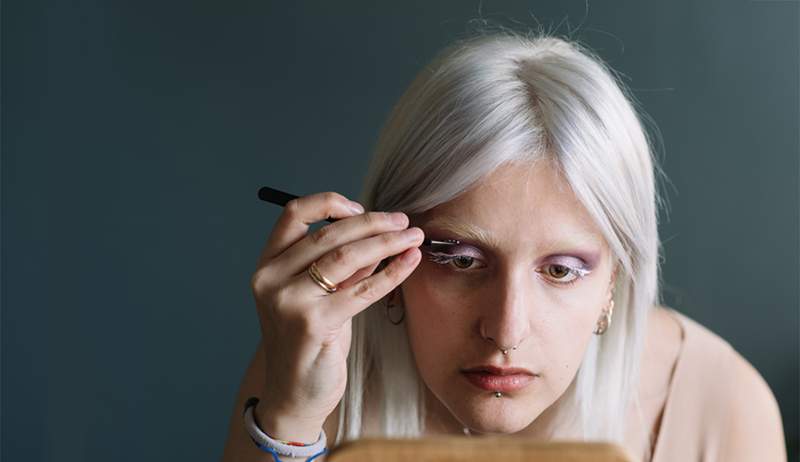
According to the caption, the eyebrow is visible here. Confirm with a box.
[421,216,604,251]
[420,216,502,249]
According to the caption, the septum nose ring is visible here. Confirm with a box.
[486,336,519,355]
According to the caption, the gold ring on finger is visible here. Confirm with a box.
[307,260,338,293]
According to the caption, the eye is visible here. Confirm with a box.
[536,263,590,286]
[450,255,474,269]
[422,244,593,285]
[547,264,571,279]
[423,249,485,271]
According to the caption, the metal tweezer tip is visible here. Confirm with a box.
[420,238,460,247]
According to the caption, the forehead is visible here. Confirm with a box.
[414,160,605,250]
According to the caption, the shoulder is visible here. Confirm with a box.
[719,355,787,461]
[647,306,683,366]
[662,307,787,461]
[638,306,683,400]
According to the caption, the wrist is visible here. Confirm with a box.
[255,400,326,444]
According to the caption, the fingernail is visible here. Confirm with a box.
[403,227,423,242]
[349,201,365,214]
[391,212,407,225]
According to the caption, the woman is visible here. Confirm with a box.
[222,31,786,461]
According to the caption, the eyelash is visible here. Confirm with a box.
[423,250,590,287]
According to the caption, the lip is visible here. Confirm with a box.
[461,365,536,376]
[460,365,537,393]
[461,371,536,393]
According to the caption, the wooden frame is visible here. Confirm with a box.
[326,436,636,461]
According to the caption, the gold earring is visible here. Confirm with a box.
[593,299,614,335]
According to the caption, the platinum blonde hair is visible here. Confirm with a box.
[335,28,667,457]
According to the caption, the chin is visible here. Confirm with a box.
[448,394,539,435]
[459,411,536,435]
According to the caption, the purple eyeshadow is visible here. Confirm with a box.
[423,230,601,272]
[431,244,481,258]
[556,251,600,270]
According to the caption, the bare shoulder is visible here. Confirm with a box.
[647,305,684,364]
[718,349,787,460]
[637,305,684,399]
[655,306,787,461]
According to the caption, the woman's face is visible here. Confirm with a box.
[401,159,616,435]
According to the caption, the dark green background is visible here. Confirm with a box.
[3,1,798,460]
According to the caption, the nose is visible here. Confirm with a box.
[478,267,532,353]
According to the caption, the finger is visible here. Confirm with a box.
[336,262,380,291]
[258,191,365,267]
[311,227,424,288]
[287,227,422,298]
[324,246,421,325]
[271,211,410,277]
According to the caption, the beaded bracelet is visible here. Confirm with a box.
[243,397,328,461]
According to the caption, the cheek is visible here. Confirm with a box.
[538,329,593,392]
[402,265,469,325]
[539,260,613,337]
[535,298,606,396]
[541,267,609,312]
[400,269,471,373]
[529,279,611,396]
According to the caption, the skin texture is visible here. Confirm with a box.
[399,158,618,437]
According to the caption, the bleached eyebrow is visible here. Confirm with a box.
[421,216,605,252]
[420,216,502,249]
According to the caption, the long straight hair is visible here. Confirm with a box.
[335,29,667,458]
